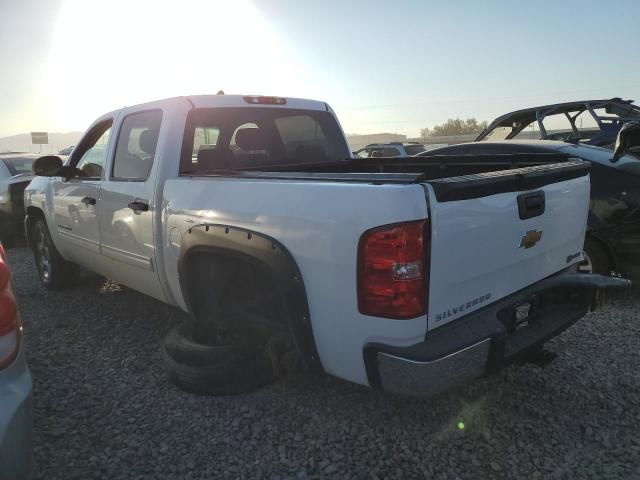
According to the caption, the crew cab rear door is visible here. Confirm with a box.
[424,161,590,330]
[97,109,166,302]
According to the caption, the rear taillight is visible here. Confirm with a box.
[357,220,429,319]
[0,244,20,369]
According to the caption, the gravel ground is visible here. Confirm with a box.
[5,247,640,479]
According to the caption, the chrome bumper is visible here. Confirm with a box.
[365,272,630,398]
[378,339,491,397]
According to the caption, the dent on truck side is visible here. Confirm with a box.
[178,222,323,372]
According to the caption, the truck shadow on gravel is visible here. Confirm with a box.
[7,248,639,480]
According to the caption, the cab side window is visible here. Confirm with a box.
[112,110,163,181]
[72,120,113,179]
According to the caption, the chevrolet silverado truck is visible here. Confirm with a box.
[23,94,629,397]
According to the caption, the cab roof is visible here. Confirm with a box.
[102,95,330,118]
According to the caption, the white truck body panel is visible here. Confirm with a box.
[426,176,589,329]
[162,179,430,384]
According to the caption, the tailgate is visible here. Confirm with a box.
[424,160,590,330]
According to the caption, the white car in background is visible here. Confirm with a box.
[354,142,426,157]
[58,146,75,156]
[0,243,33,479]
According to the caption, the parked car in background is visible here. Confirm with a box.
[0,243,33,479]
[0,154,38,246]
[418,125,640,279]
[24,94,627,400]
[58,145,75,156]
[354,142,426,157]
[477,98,640,148]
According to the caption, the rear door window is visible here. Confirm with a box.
[112,110,163,181]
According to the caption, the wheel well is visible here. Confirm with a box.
[178,223,323,372]
[183,251,286,332]
[25,206,46,247]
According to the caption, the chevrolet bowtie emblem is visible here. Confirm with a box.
[520,230,543,249]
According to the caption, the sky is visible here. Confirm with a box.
[1,0,639,138]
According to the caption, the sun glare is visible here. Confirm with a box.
[46,0,299,131]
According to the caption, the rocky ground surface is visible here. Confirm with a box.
[6,247,640,479]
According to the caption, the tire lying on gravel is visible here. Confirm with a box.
[162,321,274,395]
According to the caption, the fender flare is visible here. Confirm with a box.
[178,223,323,373]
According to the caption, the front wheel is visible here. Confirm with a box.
[32,219,77,289]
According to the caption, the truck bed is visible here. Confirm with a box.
[182,153,588,203]
[182,152,575,185]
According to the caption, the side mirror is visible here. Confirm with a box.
[32,155,64,176]
[612,121,640,163]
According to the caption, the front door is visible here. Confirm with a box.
[97,109,166,301]
[52,120,112,267]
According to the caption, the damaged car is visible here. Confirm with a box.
[476,98,640,148]
[418,122,640,279]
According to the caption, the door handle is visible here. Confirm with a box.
[128,200,149,212]
[517,191,545,220]
[81,196,96,206]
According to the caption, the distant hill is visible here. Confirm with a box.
[0,131,83,154]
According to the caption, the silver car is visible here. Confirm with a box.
[0,243,33,479]
[0,154,37,246]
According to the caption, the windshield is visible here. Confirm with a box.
[404,144,426,155]
[181,108,351,173]
[2,157,35,176]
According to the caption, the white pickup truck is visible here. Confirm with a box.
[24,94,628,397]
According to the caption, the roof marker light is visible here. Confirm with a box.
[243,96,287,105]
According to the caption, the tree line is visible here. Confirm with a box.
[420,118,488,140]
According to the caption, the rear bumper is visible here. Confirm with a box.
[364,271,630,398]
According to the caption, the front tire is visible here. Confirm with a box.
[32,219,77,289]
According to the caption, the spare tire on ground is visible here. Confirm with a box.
[162,321,274,395]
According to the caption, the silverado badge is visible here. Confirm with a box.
[520,230,543,249]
